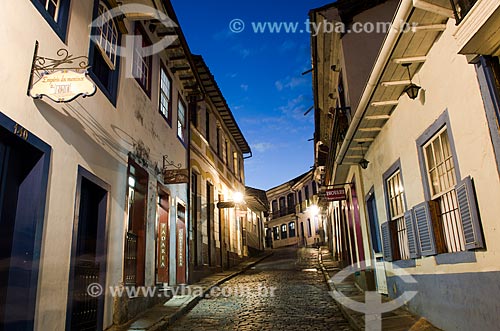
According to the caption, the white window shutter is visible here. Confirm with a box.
[412,202,437,256]
[404,210,420,259]
[381,222,393,262]
[456,176,485,250]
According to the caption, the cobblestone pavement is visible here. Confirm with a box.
[168,247,352,331]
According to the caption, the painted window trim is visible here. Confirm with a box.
[0,111,52,331]
[416,110,461,201]
[31,0,71,42]
[365,186,382,254]
[133,23,153,98]
[382,159,410,261]
[95,1,118,70]
[475,57,500,175]
[382,159,408,221]
[159,62,173,127]
[177,94,187,146]
[422,126,457,200]
[88,0,121,106]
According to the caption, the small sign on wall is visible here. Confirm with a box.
[325,188,346,201]
[164,169,189,184]
[28,42,96,103]
[30,70,96,103]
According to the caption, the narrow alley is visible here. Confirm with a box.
[168,247,352,331]
[2,0,500,330]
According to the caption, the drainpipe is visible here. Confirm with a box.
[335,0,415,168]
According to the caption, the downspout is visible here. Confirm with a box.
[334,0,414,169]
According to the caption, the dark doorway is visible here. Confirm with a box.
[191,173,198,267]
[66,167,109,331]
[125,161,148,286]
[219,194,227,269]
[300,222,305,246]
[366,192,382,253]
[206,182,213,266]
[0,121,50,331]
[176,204,187,284]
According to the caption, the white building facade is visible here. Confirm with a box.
[0,0,200,330]
[311,0,500,329]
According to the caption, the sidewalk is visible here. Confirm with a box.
[108,252,273,331]
[318,247,440,331]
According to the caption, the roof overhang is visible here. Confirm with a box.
[453,1,500,57]
[193,55,251,155]
[333,0,452,183]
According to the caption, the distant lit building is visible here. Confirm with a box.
[266,170,322,248]
[189,55,252,282]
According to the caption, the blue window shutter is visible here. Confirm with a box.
[456,176,485,250]
[412,202,437,256]
[404,211,420,259]
[381,222,393,262]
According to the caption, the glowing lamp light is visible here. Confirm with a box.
[233,192,244,204]
[309,205,320,215]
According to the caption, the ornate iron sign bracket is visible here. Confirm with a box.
[27,41,96,102]
[163,155,182,171]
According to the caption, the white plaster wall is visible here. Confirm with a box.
[358,20,500,275]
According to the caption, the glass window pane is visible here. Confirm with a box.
[433,139,443,164]
[425,145,435,170]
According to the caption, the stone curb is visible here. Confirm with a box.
[122,252,274,331]
[317,249,363,331]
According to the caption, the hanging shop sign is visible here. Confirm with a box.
[164,169,189,184]
[30,70,96,103]
[325,188,346,201]
[162,155,188,184]
[28,41,96,103]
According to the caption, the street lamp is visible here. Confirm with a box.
[359,142,370,170]
[233,192,244,204]
[309,204,319,215]
[402,63,421,100]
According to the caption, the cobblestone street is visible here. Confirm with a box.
[168,247,352,331]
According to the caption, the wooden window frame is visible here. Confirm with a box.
[159,63,172,126]
[132,23,152,97]
[31,0,70,41]
[382,161,410,261]
[177,95,187,142]
[95,1,118,70]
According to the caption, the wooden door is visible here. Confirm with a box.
[66,169,108,331]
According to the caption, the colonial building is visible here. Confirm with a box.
[291,170,324,247]
[265,171,322,248]
[245,186,269,256]
[189,55,252,282]
[0,0,206,330]
[311,0,500,329]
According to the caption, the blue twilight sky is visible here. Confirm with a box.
[171,0,331,190]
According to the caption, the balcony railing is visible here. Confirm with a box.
[271,206,296,219]
[124,231,138,285]
[450,0,478,23]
